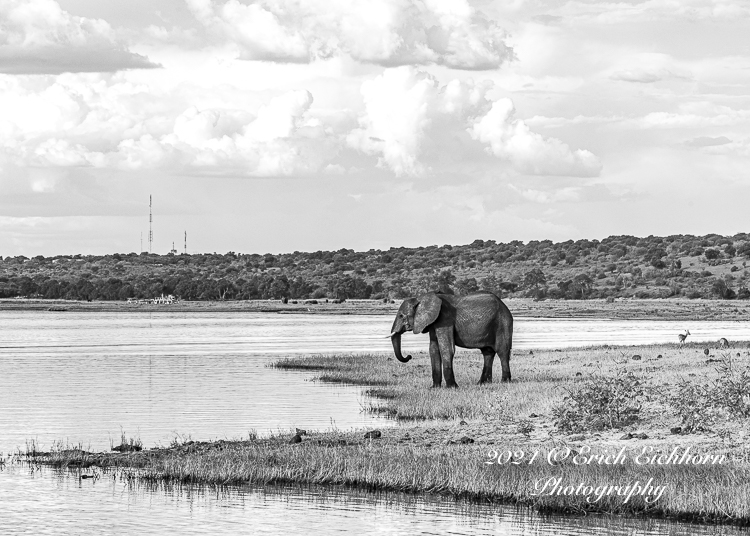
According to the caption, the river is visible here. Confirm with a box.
[1,310,748,535]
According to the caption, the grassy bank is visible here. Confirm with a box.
[28,343,750,525]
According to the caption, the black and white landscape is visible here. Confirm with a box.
[1,1,750,535]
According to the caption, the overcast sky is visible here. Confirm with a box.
[1,0,748,256]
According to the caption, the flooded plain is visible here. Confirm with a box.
[2,310,749,535]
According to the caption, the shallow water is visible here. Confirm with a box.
[2,310,749,535]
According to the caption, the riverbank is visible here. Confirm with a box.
[29,343,750,525]
[4,297,750,320]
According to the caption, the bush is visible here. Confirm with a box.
[668,357,750,433]
[553,369,647,433]
[666,380,714,433]
[709,357,750,418]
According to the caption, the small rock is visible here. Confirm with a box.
[364,430,382,439]
[656,354,663,359]
[620,433,633,440]
[458,436,474,444]
[575,372,582,376]
[632,354,641,361]
[670,426,683,435]
[528,413,538,418]
[459,420,468,426]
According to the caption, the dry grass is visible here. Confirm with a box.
[30,434,750,524]
[273,343,750,425]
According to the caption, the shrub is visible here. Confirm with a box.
[709,357,750,418]
[553,369,647,433]
[667,380,714,433]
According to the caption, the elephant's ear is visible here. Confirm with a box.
[413,293,442,334]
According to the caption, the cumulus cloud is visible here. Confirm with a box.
[186,0,513,69]
[469,99,602,177]
[346,66,493,176]
[0,0,159,74]
[0,74,335,176]
[346,66,601,177]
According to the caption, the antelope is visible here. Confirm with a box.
[678,330,690,344]
[719,337,729,349]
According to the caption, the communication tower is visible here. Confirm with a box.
[148,195,153,253]
[184,231,187,255]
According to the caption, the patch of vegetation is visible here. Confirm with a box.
[666,380,714,433]
[3,232,750,301]
[553,368,648,433]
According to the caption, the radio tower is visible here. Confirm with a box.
[148,195,153,253]
[184,231,187,255]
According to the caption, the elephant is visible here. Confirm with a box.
[390,291,514,388]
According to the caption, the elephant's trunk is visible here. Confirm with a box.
[390,332,412,363]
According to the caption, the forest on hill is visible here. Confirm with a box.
[2,233,750,302]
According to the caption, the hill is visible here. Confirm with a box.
[2,233,749,302]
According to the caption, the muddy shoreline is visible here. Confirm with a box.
[3,297,749,321]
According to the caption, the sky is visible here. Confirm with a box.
[0,0,749,257]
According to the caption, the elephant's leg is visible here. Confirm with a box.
[479,347,495,384]
[429,333,442,388]
[436,328,458,388]
[496,335,512,383]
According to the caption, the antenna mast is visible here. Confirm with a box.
[184,231,187,255]
[148,195,153,253]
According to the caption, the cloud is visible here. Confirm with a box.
[610,69,670,84]
[469,99,602,177]
[346,67,439,176]
[0,73,336,176]
[346,66,495,176]
[553,0,750,24]
[186,0,513,69]
[346,66,602,178]
[509,184,582,204]
[630,103,750,128]
[0,0,159,74]
[685,136,732,147]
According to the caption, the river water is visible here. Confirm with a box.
[1,310,748,535]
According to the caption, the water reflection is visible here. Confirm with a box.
[0,462,742,536]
